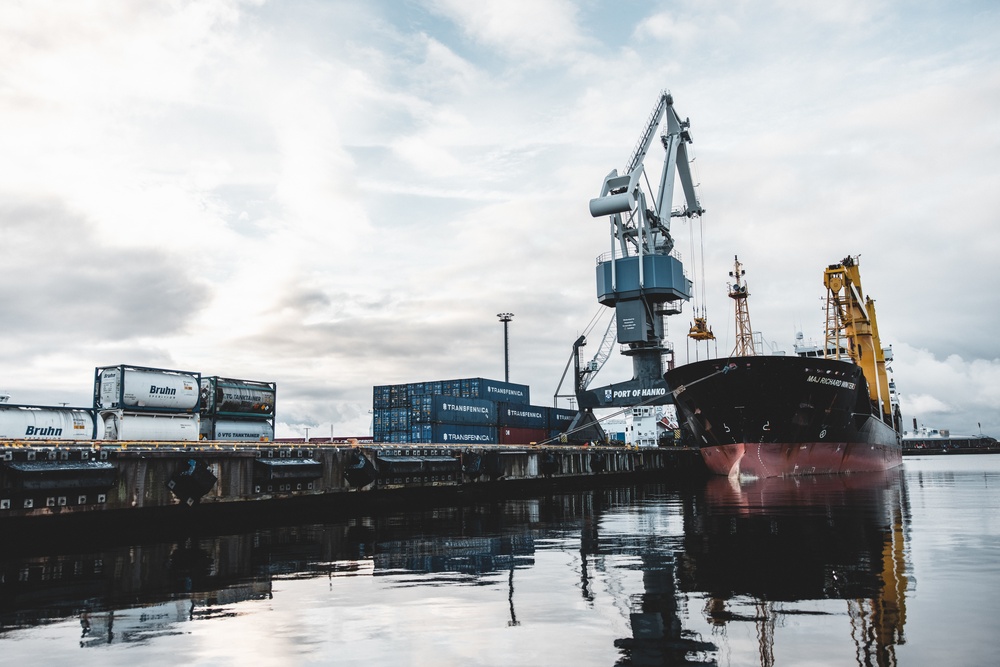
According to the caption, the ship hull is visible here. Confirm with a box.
[666,356,902,477]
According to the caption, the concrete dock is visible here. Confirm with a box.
[0,441,706,527]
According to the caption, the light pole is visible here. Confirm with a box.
[497,313,514,383]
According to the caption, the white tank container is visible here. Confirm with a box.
[0,405,96,440]
[200,378,276,416]
[100,410,199,441]
[97,366,200,411]
[204,419,274,442]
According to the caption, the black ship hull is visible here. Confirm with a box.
[666,356,902,477]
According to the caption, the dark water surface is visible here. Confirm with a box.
[2,456,998,666]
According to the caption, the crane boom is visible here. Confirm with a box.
[624,92,671,176]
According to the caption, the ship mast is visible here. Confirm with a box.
[823,256,893,424]
[727,255,756,357]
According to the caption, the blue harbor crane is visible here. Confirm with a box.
[561,91,703,443]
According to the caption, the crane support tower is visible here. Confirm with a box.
[565,90,703,441]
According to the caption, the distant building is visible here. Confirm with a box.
[625,405,678,448]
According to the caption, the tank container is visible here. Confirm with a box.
[201,418,274,441]
[95,365,200,412]
[0,405,96,440]
[100,410,199,441]
[200,377,276,417]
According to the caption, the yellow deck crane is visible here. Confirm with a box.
[823,256,897,429]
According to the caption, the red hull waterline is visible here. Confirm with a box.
[701,441,903,478]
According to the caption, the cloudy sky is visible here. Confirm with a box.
[2,0,998,438]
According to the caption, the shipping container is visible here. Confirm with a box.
[389,384,409,408]
[410,423,432,443]
[548,407,578,430]
[410,395,497,426]
[373,385,392,409]
[431,423,497,445]
[0,404,96,440]
[95,365,200,413]
[499,426,549,445]
[200,377,275,417]
[200,418,274,442]
[372,409,390,432]
[390,407,410,431]
[497,403,547,429]
[99,410,199,441]
[457,378,530,405]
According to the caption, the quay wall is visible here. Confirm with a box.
[0,441,705,524]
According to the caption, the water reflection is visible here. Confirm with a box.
[679,471,909,666]
[0,472,911,665]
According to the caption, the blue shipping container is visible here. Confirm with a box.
[373,385,391,409]
[461,378,530,405]
[390,407,410,430]
[390,384,409,408]
[432,423,497,444]
[498,403,547,429]
[432,396,496,425]
[411,423,433,443]
[549,408,578,430]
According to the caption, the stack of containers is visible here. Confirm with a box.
[497,403,548,444]
[372,377,531,444]
[94,365,201,441]
[411,395,498,444]
[199,377,276,441]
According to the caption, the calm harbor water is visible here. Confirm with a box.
[2,455,998,666]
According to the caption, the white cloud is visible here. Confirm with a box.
[426,0,585,62]
[1,0,999,439]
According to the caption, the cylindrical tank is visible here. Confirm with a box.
[203,419,274,442]
[0,405,96,440]
[96,366,200,411]
[200,377,276,416]
[100,410,199,441]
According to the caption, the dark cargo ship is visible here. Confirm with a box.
[666,256,903,477]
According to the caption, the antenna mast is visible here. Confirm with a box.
[728,255,756,357]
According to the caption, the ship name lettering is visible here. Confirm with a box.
[806,375,857,390]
